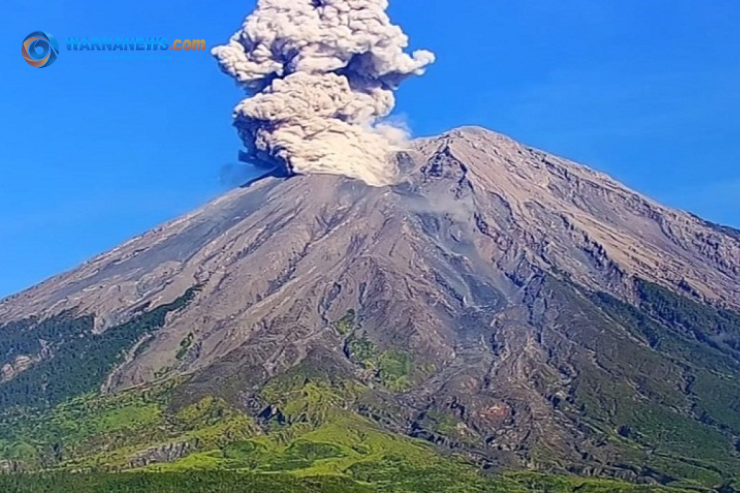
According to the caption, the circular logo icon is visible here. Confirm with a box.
[22,31,59,68]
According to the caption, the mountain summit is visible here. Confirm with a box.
[3,127,740,489]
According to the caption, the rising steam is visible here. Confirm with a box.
[212,0,435,186]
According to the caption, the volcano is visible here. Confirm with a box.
[2,127,740,490]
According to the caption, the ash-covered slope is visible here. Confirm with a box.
[3,127,740,485]
[3,127,738,329]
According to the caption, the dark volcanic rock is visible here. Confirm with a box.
[127,442,195,469]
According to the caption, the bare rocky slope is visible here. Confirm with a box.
[3,126,740,486]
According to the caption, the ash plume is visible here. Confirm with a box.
[212,0,435,187]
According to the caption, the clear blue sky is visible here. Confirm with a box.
[1,0,739,298]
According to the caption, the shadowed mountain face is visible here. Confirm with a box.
[3,127,740,487]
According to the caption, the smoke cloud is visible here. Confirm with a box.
[212,0,435,187]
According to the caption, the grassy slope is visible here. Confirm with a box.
[0,471,704,493]
[0,286,200,410]
[4,283,740,491]
[573,279,740,488]
[0,362,699,492]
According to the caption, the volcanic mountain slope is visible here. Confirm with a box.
[2,127,740,490]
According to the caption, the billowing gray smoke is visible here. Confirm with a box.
[212,0,435,187]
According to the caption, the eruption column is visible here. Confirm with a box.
[212,0,435,186]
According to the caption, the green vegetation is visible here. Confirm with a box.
[0,362,487,490]
[175,333,195,361]
[344,336,414,391]
[0,379,258,469]
[0,471,373,493]
[582,279,740,486]
[333,309,356,336]
[503,473,698,493]
[5,279,740,491]
[377,350,413,391]
[420,408,460,437]
[0,287,200,410]
[346,336,378,368]
[635,279,740,353]
[0,470,701,492]
[0,337,721,492]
